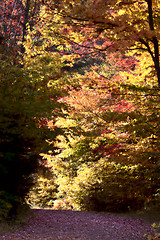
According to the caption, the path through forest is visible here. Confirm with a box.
[0,209,154,240]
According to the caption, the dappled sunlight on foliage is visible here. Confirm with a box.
[0,1,160,231]
[37,58,160,212]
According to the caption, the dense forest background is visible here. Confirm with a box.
[0,0,159,220]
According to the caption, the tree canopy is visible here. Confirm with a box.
[0,0,160,219]
[49,0,160,86]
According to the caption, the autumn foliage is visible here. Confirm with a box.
[37,64,159,212]
[0,0,160,220]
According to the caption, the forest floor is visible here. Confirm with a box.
[0,208,159,240]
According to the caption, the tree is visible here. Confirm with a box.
[0,1,37,41]
[0,0,86,218]
[17,0,159,213]
[51,0,160,86]
[1,0,159,215]
[0,27,68,219]
[39,54,160,212]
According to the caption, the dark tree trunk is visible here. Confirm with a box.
[153,39,160,87]
[155,63,160,87]
[147,0,160,87]
[21,0,30,53]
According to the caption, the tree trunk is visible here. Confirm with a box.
[147,0,160,87]
[21,0,30,53]
[153,38,160,87]
[155,61,160,88]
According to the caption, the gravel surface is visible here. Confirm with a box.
[0,209,154,240]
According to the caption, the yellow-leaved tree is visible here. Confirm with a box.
[51,0,160,86]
